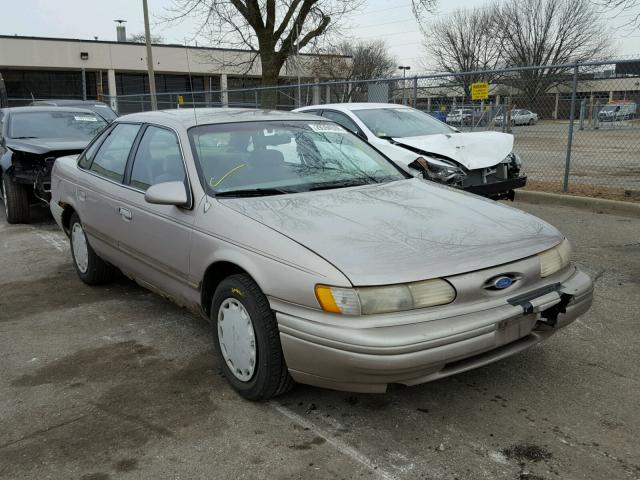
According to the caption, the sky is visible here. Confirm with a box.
[2,0,640,73]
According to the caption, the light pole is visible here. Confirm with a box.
[398,65,411,105]
[142,0,158,110]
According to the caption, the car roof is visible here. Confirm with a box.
[296,103,413,112]
[117,108,325,129]
[32,99,110,106]
[1,106,102,114]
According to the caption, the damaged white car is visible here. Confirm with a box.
[294,103,526,200]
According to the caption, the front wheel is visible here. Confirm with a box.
[69,213,116,285]
[212,274,293,400]
[2,175,30,224]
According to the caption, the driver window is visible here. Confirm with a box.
[89,123,140,182]
[322,110,361,135]
[130,126,185,191]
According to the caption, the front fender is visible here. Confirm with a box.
[0,149,14,174]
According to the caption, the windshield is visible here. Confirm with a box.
[188,120,406,195]
[353,107,455,138]
[9,111,107,139]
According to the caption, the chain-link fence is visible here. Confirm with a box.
[92,59,640,199]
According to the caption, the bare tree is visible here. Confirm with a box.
[419,6,503,100]
[312,39,396,101]
[495,0,611,103]
[319,40,396,80]
[128,32,165,44]
[593,0,640,28]
[165,0,363,107]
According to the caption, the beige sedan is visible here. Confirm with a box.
[50,108,593,400]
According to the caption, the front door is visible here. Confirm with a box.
[115,124,196,303]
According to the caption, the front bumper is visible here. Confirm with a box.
[275,267,592,393]
[465,175,527,200]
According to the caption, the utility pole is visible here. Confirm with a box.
[142,0,158,110]
[296,23,302,108]
[398,66,411,105]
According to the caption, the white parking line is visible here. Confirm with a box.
[36,232,67,252]
[270,401,398,480]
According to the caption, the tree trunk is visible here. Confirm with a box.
[260,52,281,109]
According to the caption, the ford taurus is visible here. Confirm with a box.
[50,108,593,400]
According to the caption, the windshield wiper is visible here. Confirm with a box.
[11,136,39,139]
[215,187,294,198]
[306,178,380,191]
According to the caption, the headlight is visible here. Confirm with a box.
[504,152,522,169]
[315,279,456,316]
[538,238,572,277]
[411,156,465,184]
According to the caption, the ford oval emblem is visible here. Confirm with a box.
[492,276,514,289]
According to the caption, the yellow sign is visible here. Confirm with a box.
[177,95,185,106]
[471,82,489,101]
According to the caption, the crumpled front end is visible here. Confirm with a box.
[460,152,527,200]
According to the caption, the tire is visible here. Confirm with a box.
[69,213,115,285]
[211,273,294,400]
[528,119,534,126]
[1,174,30,224]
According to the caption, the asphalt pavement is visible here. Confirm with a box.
[1,200,638,480]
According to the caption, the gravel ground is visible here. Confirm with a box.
[0,201,639,480]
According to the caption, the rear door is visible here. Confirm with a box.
[76,122,141,263]
[115,124,195,301]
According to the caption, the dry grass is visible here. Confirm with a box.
[524,179,640,203]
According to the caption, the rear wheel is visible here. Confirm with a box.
[1,174,30,224]
[212,273,294,400]
[69,213,115,285]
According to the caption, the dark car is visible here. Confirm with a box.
[0,74,7,109]
[0,106,107,223]
[30,99,118,123]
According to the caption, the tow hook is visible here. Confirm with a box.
[538,293,573,327]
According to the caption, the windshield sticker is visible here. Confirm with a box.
[308,123,347,134]
[74,116,98,122]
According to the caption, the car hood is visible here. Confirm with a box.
[6,138,89,155]
[218,179,561,286]
[392,131,514,170]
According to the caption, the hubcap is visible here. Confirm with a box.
[217,298,257,382]
[71,222,89,273]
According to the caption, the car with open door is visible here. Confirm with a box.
[50,108,592,400]
[295,103,526,200]
[0,106,107,223]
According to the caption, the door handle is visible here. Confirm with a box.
[118,207,132,221]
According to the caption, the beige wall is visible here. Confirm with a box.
[0,36,323,77]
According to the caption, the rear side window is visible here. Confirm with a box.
[78,127,112,169]
[130,126,185,191]
[89,123,140,182]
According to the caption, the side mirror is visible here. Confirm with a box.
[144,181,188,206]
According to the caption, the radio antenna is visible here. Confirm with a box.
[184,38,198,125]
